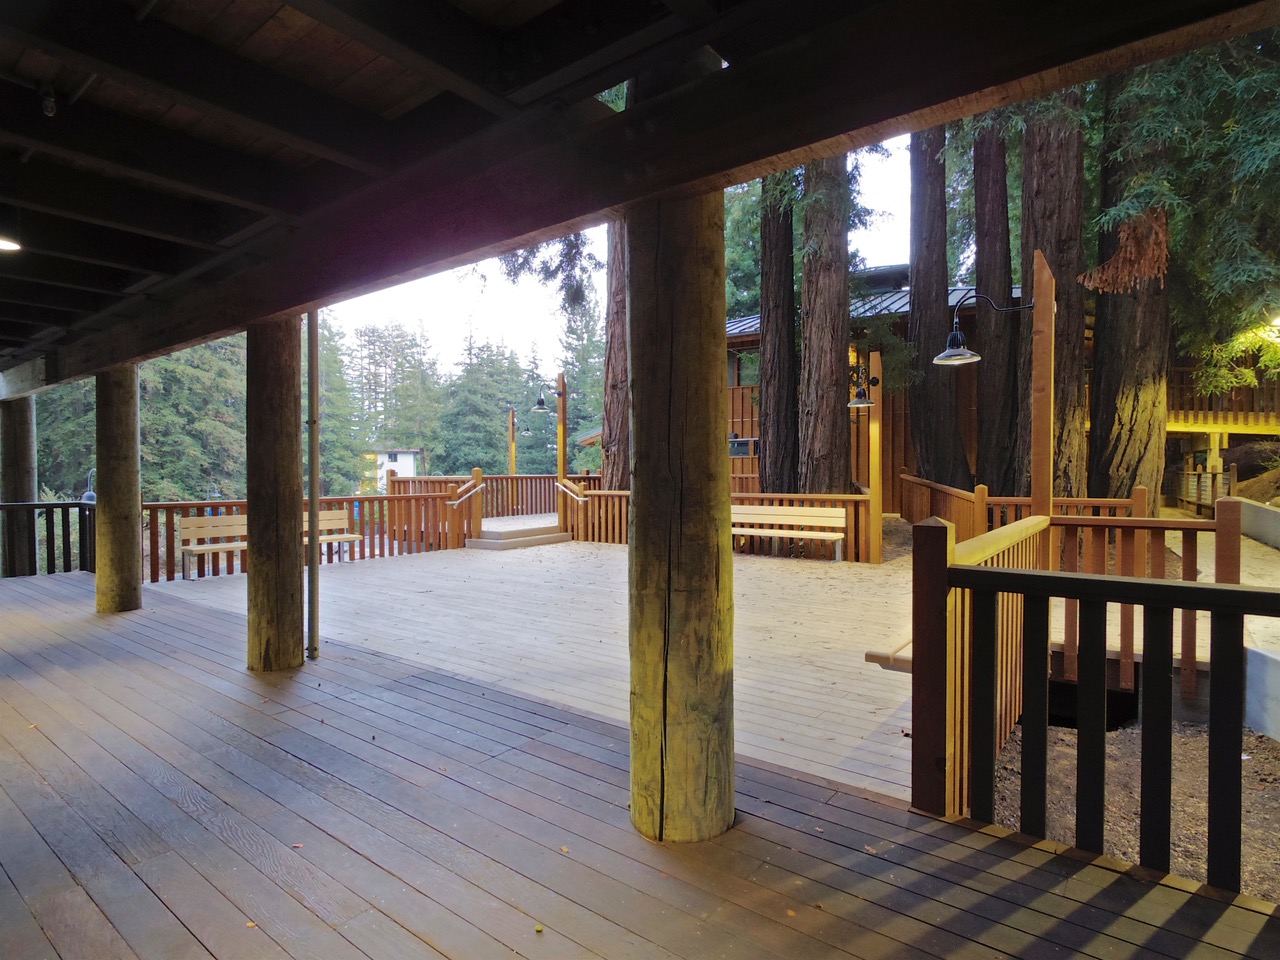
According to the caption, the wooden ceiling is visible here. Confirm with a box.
[0,0,1276,396]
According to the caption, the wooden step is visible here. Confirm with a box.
[474,524,562,541]
[465,532,571,550]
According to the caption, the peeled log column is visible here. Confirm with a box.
[96,366,142,611]
[1,397,37,577]
[627,177,734,843]
[247,316,303,672]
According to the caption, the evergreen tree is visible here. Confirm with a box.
[305,313,367,496]
[725,180,762,319]
[34,378,95,500]
[559,289,605,472]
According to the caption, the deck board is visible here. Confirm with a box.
[0,572,1276,960]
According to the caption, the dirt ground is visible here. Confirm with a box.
[1237,465,1280,505]
[994,722,1280,903]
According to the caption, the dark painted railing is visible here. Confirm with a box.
[950,564,1280,893]
[0,501,96,577]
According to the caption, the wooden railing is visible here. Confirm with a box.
[389,472,601,518]
[1167,366,1280,430]
[559,488,880,562]
[1177,463,1237,516]
[727,384,759,441]
[951,561,1279,893]
[0,501,96,577]
[900,475,988,541]
[143,491,455,582]
[912,515,1050,817]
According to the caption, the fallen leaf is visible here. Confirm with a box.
[814,827,824,833]
[535,925,544,933]
[559,845,570,853]
[292,843,303,849]
[246,921,257,928]
[786,909,797,917]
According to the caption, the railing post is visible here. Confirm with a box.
[1214,497,1241,586]
[973,483,988,537]
[446,483,460,549]
[470,467,483,540]
[912,517,958,817]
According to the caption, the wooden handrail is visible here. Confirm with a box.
[954,516,1049,566]
[446,482,486,507]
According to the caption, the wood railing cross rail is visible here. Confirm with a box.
[0,501,96,577]
[950,564,1280,893]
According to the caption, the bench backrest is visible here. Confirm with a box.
[177,513,248,543]
[302,508,353,534]
[730,504,848,529]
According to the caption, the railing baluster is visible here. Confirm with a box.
[1076,599,1108,853]
[1020,593,1050,838]
[1140,604,1174,872]
[970,587,999,823]
[43,506,55,574]
[60,506,72,573]
[1207,609,1245,891]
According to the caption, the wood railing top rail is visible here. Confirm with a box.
[1049,515,1217,531]
[0,500,97,509]
[950,565,1280,616]
[953,516,1049,567]
[899,474,979,501]
[984,495,1136,508]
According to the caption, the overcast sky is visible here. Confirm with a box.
[326,136,910,372]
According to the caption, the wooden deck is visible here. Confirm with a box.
[3,573,1279,959]
[156,539,918,799]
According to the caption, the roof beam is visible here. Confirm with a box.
[15,210,202,276]
[0,83,300,216]
[287,0,519,118]
[0,278,117,315]
[0,253,143,296]
[0,158,258,248]
[0,0,393,175]
[14,0,1278,393]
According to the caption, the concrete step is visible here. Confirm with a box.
[475,524,561,541]
[465,532,571,550]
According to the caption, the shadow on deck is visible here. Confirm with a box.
[1,573,1277,959]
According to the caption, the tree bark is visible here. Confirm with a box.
[1,397,37,577]
[247,316,304,672]
[95,366,142,612]
[602,218,630,490]
[1022,90,1088,497]
[759,170,799,493]
[626,48,733,844]
[798,155,851,494]
[908,126,972,490]
[1089,74,1170,499]
[973,121,1020,496]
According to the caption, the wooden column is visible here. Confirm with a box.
[1,396,37,576]
[1030,250,1055,518]
[95,365,142,612]
[247,316,303,672]
[627,67,734,840]
[508,407,517,475]
[912,517,958,816]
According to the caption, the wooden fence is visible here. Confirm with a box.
[389,472,601,518]
[0,501,96,577]
[143,491,457,582]
[951,554,1279,893]
[559,486,881,563]
[1177,463,1238,516]
[900,475,989,541]
[1167,366,1280,431]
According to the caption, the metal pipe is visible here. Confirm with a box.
[306,310,320,660]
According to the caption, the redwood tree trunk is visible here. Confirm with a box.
[602,218,630,490]
[798,155,851,494]
[759,169,799,493]
[973,121,1020,496]
[908,125,971,490]
[1023,90,1088,497]
[1089,74,1169,498]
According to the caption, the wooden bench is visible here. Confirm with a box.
[303,508,362,559]
[177,513,247,580]
[730,504,849,561]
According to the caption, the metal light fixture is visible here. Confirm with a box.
[0,206,21,252]
[531,391,550,414]
[81,468,96,504]
[847,366,879,408]
[933,290,1033,365]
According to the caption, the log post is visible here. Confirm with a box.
[1,396,37,577]
[470,466,483,539]
[1214,497,1241,586]
[246,317,303,672]
[912,517,958,816]
[95,366,143,611]
[626,48,733,843]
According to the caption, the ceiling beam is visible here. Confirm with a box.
[0,158,258,248]
[287,0,519,118]
[15,0,1279,394]
[0,253,143,296]
[14,210,202,275]
[0,303,83,329]
[0,0,394,176]
[0,83,300,216]
[0,278,118,315]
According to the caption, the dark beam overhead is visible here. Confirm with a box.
[0,0,394,176]
[0,278,118,315]
[0,83,301,216]
[0,303,85,329]
[15,210,202,276]
[0,158,255,249]
[0,253,143,296]
[287,0,520,118]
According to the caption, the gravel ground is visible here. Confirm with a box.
[994,722,1280,903]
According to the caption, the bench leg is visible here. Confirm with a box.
[835,541,842,562]
[182,553,191,581]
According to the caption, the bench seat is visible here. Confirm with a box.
[729,504,849,561]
